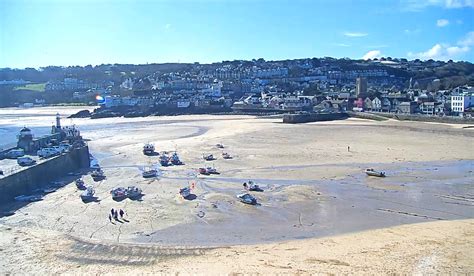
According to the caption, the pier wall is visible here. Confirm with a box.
[0,146,90,202]
[283,112,349,123]
[365,112,474,124]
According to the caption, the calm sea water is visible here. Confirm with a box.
[0,107,95,148]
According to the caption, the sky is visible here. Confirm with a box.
[0,0,473,68]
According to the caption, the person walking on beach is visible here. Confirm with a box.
[110,208,115,217]
[119,209,124,219]
[113,210,119,221]
[347,146,350,152]
[108,214,112,223]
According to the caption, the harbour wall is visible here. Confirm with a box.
[283,112,349,123]
[365,112,474,124]
[0,146,90,202]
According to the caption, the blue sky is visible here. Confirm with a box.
[0,0,473,68]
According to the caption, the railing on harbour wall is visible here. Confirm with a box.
[0,146,90,202]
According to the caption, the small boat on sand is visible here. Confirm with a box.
[143,143,156,156]
[80,186,96,202]
[170,152,183,165]
[222,152,232,159]
[91,169,106,181]
[127,186,142,199]
[206,167,220,175]
[142,168,158,178]
[244,181,263,192]
[203,154,215,161]
[237,193,257,205]
[160,154,170,166]
[179,187,192,198]
[216,143,224,149]
[110,187,128,201]
[198,167,209,175]
[365,168,386,177]
[75,178,86,190]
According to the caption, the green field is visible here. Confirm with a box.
[14,83,46,92]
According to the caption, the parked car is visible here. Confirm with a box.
[6,149,25,159]
[37,147,60,158]
[17,156,36,166]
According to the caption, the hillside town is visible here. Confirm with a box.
[1,57,473,117]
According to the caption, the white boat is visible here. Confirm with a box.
[91,169,106,181]
[143,143,155,156]
[160,154,170,166]
[244,181,264,192]
[142,168,158,178]
[222,152,232,159]
[80,186,96,202]
[206,167,220,174]
[365,168,386,177]
[127,186,142,199]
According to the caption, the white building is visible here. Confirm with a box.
[451,92,474,116]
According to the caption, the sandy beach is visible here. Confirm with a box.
[0,107,473,273]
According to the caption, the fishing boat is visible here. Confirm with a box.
[143,143,156,156]
[216,143,224,149]
[198,167,209,175]
[110,187,128,201]
[203,154,215,161]
[91,169,106,181]
[142,167,158,178]
[237,193,257,205]
[365,168,386,177]
[75,178,86,190]
[127,186,142,199]
[244,181,264,192]
[206,167,219,174]
[170,152,183,165]
[80,186,96,202]
[179,187,192,198]
[160,154,170,166]
[222,152,232,159]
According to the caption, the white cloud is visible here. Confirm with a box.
[458,31,474,46]
[404,28,421,34]
[436,19,450,27]
[402,0,474,11]
[343,32,368,37]
[334,43,350,47]
[407,31,474,60]
[362,50,382,60]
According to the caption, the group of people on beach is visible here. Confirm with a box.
[108,208,126,223]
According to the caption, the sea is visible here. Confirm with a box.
[0,106,94,149]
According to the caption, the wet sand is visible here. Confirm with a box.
[0,107,473,273]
